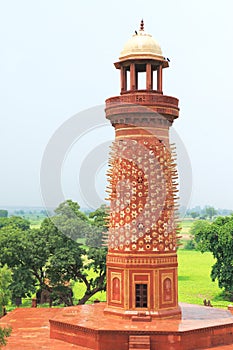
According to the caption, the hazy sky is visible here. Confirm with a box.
[1,0,233,210]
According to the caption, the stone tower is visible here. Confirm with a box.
[50,21,233,350]
[104,20,181,318]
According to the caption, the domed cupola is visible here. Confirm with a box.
[114,20,169,94]
[119,20,165,62]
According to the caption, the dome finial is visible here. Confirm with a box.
[140,19,144,31]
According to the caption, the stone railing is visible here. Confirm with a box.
[106,91,179,108]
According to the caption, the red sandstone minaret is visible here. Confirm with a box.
[104,20,181,318]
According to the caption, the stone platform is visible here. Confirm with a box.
[50,303,233,350]
[1,304,233,349]
[0,307,83,349]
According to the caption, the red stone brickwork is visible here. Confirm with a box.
[104,67,181,319]
[49,303,233,350]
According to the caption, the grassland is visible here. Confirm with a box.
[178,250,228,307]
[179,218,194,247]
[177,218,229,307]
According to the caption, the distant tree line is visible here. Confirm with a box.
[184,205,232,220]
[0,210,8,218]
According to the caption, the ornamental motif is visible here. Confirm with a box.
[104,137,179,252]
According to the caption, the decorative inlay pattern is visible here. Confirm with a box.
[104,136,180,253]
[107,255,178,266]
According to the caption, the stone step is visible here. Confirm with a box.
[129,335,150,349]
[202,345,233,350]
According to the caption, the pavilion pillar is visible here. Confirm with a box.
[121,66,127,92]
[146,63,153,90]
[130,63,136,90]
[157,65,163,92]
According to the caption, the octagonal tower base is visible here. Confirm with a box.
[50,302,233,350]
[103,304,181,320]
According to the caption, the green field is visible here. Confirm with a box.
[73,273,106,303]
[29,218,44,229]
[180,219,194,234]
[179,219,194,246]
[178,250,228,307]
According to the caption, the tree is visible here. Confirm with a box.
[0,222,76,306]
[0,265,12,316]
[190,220,211,251]
[51,200,90,241]
[190,211,199,219]
[0,216,30,230]
[80,246,107,304]
[55,200,86,219]
[184,220,210,250]
[194,215,233,300]
[40,202,108,304]
[0,226,46,301]
[87,205,109,247]
[205,206,217,220]
[0,203,107,306]
[0,266,12,347]
[0,210,8,218]
[199,214,208,220]
[0,326,11,348]
[10,267,37,304]
[89,205,108,227]
[51,202,108,302]
[41,217,107,305]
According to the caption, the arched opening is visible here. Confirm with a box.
[163,278,172,302]
[112,277,120,301]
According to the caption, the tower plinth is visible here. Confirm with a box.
[104,21,181,319]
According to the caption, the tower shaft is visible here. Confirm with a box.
[104,22,181,318]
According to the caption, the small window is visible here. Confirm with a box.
[135,284,147,308]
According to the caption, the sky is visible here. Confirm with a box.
[1,0,233,210]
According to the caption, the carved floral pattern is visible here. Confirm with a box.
[105,137,179,252]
